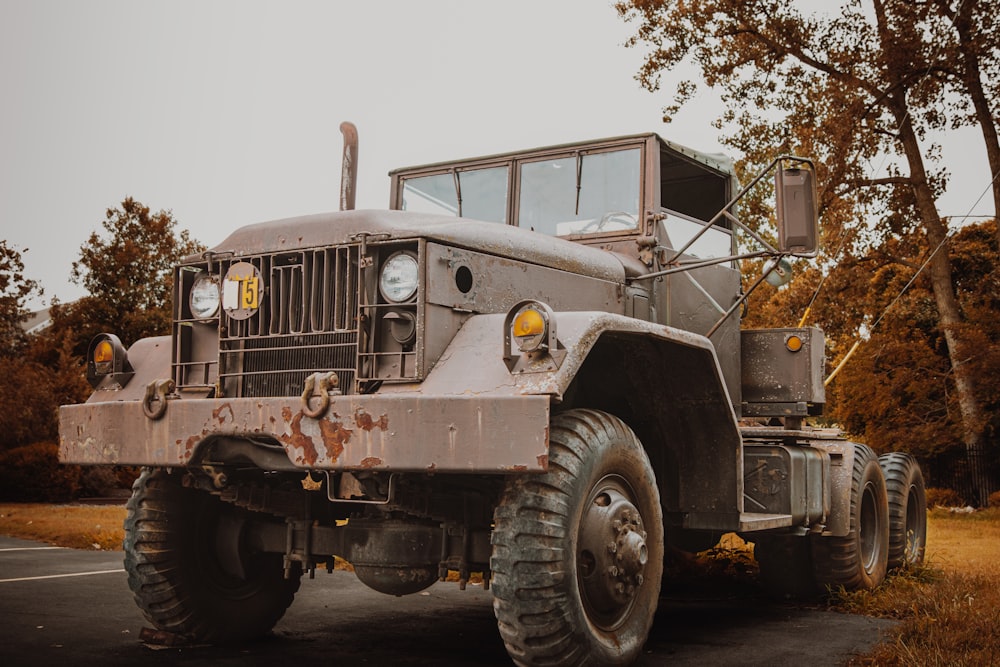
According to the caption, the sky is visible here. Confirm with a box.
[1,0,993,311]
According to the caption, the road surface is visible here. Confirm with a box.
[0,535,894,666]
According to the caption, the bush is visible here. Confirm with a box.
[988,490,1000,509]
[0,442,81,502]
[78,466,121,498]
[926,487,966,508]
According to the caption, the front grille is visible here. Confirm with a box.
[222,332,357,397]
[218,246,361,397]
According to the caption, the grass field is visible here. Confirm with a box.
[1,503,997,664]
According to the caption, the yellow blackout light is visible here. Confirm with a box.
[785,335,803,353]
[93,339,115,364]
[513,309,546,337]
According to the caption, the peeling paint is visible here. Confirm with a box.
[355,409,389,432]
[212,403,234,425]
[319,419,352,462]
[278,411,319,466]
[537,454,548,470]
[359,456,383,468]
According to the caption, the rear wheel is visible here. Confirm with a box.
[491,409,664,666]
[811,444,889,591]
[124,469,301,643]
[879,453,927,569]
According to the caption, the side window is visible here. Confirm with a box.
[662,211,734,259]
[517,148,641,236]
[401,166,508,223]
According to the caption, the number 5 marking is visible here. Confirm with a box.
[241,277,259,309]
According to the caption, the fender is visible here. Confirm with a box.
[386,311,745,529]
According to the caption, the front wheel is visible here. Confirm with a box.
[124,469,301,643]
[491,409,664,666]
[811,444,889,591]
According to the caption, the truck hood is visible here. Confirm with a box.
[200,209,635,283]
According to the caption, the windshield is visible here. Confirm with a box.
[401,165,508,223]
[517,148,641,236]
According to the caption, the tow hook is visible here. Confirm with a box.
[301,372,340,418]
[142,379,175,420]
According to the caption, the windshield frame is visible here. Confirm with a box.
[390,135,655,240]
[512,145,645,240]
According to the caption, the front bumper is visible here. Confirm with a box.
[59,394,550,473]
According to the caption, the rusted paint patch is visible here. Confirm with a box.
[537,454,548,470]
[319,419,352,463]
[354,409,389,432]
[278,411,319,466]
[503,465,528,472]
[184,432,204,459]
[359,456,383,468]
[212,403,234,425]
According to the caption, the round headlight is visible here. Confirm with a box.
[379,252,419,303]
[512,305,548,352]
[190,273,221,319]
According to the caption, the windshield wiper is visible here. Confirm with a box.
[574,151,582,215]
[452,169,463,218]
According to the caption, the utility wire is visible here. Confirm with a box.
[824,169,999,386]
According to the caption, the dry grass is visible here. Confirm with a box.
[0,503,126,550]
[835,508,1000,666]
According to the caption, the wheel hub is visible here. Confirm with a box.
[577,477,648,628]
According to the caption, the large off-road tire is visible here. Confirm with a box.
[491,410,664,667]
[124,468,301,643]
[811,444,889,591]
[754,534,820,599]
[878,452,927,570]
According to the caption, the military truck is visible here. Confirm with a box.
[60,125,927,666]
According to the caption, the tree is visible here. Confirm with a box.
[933,0,1000,244]
[0,241,41,353]
[617,0,999,503]
[70,197,203,346]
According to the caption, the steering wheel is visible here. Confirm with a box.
[580,211,637,233]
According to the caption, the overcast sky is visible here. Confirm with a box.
[1,0,992,310]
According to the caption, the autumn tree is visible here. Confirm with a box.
[618,0,999,503]
[70,197,203,347]
[0,241,41,353]
[833,221,1000,492]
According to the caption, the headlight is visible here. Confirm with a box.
[502,300,566,374]
[86,333,134,389]
[379,252,419,303]
[511,304,549,353]
[190,272,221,319]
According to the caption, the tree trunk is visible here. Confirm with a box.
[893,104,994,505]
[952,1,1000,248]
[955,2,1000,251]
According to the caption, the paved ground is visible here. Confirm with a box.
[0,535,894,666]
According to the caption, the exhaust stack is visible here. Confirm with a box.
[339,122,358,211]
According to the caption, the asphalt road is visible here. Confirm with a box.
[0,535,894,666]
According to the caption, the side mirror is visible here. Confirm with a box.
[775,164,818,254]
